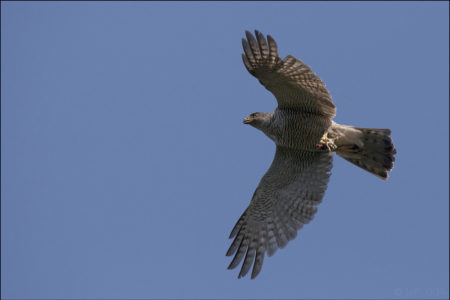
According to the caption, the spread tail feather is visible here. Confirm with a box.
[335,126,396,180]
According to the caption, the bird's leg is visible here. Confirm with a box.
[316,132,337,151]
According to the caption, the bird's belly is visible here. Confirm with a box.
[269,112,331,151]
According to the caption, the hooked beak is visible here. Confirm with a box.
[243,117,251,124]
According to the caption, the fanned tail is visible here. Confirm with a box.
[335,126,396,180]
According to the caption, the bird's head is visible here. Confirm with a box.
[243,112,271,131]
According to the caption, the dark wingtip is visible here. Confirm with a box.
[238,269,247,279]
[251,266,261,279]
[227,259,238,270]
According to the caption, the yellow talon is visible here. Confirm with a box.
[318,133,337,151]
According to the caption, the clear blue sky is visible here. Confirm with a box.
[2,2,448,299]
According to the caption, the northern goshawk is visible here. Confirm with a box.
[226,30,396,279]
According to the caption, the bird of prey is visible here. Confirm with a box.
[226,30,396,279]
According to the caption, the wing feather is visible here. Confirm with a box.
[255,30,270,58]
[242,39,256,66]
[266,220,278,257]
[245,31,262,61]
[241,54,253,73]
[228,235,249,270]
[226,226,243,256]
[239,235,257,278]
[229,210,246,239]
[242,30,336,118]
[251,230,266,279]
[267,35,279,65]
[226,146,333,278]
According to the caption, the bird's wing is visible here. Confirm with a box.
[242,30,336,118]
[226,146,333,279]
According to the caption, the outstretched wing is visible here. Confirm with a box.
[242,30,336,118]
[226,147,333,279]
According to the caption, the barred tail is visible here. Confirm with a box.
[335,127,397,180]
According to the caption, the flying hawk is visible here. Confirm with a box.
[226,30,396,279]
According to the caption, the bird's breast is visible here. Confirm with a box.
[269,110,331,151]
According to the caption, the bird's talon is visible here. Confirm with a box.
[326,142,336,151]
[317,134,337,152]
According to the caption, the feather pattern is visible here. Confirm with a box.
[226,147,333,279]
[241,30,336,118]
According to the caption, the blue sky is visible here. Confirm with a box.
[1,2,448,299]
